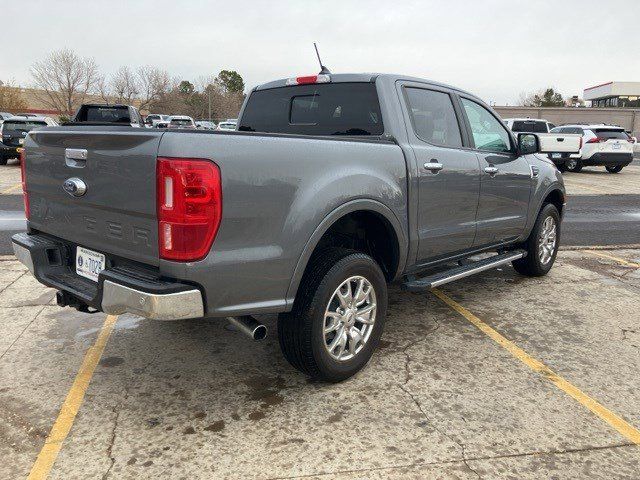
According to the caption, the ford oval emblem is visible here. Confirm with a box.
[63,177,87,197]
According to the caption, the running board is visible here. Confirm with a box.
[401,250,527,292]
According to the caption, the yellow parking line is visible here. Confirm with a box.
[432,289,640,445]
[27,315,118,480]
[1,183,21,195]
[584,250,640,268]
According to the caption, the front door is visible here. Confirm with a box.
[458,97,532,246]
[400,84,481,262]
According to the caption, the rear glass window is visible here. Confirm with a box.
[511,120,548,133]
[76,106,130,123]
[239,83,383,136]
[170,119,192,126]
[593,129,628,140]
[404,88,462,148]
[2,121,46,131]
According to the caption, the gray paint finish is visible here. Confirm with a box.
[20,74,565,318]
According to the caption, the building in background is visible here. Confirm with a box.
[584,82,640,108]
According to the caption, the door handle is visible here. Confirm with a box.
[424,161,444,173]
[484,166,499,176]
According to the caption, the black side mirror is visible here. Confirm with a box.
[518,133,539,155]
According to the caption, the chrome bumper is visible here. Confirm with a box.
[101,280,204,320]
[13,240,204,321]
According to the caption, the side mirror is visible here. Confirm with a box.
[518,133,582,156]
[518,133,538,155]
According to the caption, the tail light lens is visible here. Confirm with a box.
[156,157,222,261]
[19,150,29,219]
[285,74,331,86]
[586,137,602,143]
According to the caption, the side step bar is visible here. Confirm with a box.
[401,250,527,292]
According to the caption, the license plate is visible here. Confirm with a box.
[76,246,105,282]
[612,143,621,150]
[18,138,24,145]
[551,153,561,159]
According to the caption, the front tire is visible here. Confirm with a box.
[278,249,387,382]
[606,165,624,174]
[0,155,7,166]
[512,203,560,277]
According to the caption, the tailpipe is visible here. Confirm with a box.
[226,316,267,341]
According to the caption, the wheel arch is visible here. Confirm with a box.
[285,199,407,308]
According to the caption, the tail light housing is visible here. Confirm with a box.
[19,150,29,219]
[586,137,602,144]
[156,158,222,261]
[285,74,331,86]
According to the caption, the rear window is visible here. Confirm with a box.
[511,120,548,133]
[76,106,131,123]
[593,129,629,140]
[2,121,46,131]
[170,119,192,126]
[239,82,383,136]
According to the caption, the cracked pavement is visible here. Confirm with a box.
[0,249,639,479]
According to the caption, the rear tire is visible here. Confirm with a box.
[278,248,387,382]
[0,156,7,166]
[567,160,582,173]
[512,203,560,277]
[557,163,568,173]
[605,165,624,174]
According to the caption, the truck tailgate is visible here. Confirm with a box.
[25,127,162,266]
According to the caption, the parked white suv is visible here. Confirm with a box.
[550,124,634,173]
[504,118,555,134]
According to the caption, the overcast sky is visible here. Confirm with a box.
[3,0,639,105]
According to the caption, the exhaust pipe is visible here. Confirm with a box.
[226,316,267,341]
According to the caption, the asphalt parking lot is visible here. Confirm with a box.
[1,159,640,479]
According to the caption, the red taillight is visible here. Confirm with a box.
[19,150,29,219]
[156,157,222,261]
[586,137,601,143]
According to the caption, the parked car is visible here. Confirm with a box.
[504,118,555,134]
[0,116,57,164]
[145,114,171,128]
[168,115,196,129]
[13,73,579,382]
[71,104,144,127]
[0,112,13,122]
[217,120,237,131]
[196,120,217,130]
[550,124,634,173]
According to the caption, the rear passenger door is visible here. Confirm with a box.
[458,97,532,246]
[399,83,481,262]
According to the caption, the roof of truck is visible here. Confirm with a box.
[254,73,476,98]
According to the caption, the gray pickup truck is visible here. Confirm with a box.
[13,73,580,382]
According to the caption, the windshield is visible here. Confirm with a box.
[2,121,47,132]
[239,82,384,136]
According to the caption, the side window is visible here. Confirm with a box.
[405,88,462,148]
[460,98,512,153]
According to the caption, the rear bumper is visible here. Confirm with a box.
[582,152,633,166]
[0,144,22,158]
[12,232,204,320]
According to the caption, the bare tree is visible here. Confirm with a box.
[110,66,138,104]
[30,48,100,115]
[0,80,27,111]
[136,66,170,112]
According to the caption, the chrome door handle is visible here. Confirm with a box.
[424,162,444,173]
[484,166,499,176]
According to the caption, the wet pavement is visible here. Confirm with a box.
[1,248,639,479]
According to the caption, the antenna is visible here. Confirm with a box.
[314,43,331,75]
